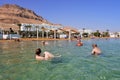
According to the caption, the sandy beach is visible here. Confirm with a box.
[0,38,73,42]
[0,37,118,42]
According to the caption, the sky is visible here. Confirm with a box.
[0,0,120,32]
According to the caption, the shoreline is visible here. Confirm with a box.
[0,38,73,42]
[0,37,119,42]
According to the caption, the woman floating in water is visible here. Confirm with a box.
[35,48,61,61]
[91,44,101,55]
[41,41,49,46]
[76,39,83,46]
[76,36,83,46]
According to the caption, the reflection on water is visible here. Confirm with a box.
[0,39,120,80]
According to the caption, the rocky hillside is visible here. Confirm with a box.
[0,4,52,30]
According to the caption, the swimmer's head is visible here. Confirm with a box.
[92,44,97,48]
[35,48,41,56]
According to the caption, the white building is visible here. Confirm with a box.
[109,32,120,38]
[78,29,92,34]
[20,23,63,31]
[20,23,63,39]
[78,29,92,37]
[109,33,116,38]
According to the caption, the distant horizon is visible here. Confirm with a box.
[0,0,120,32]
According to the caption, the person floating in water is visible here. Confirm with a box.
[91,44,101,55]
[76,36,83,46]
[14,38,20,42]
[41,41,48,46]
[76,39,83,46]
[35,48,61,61]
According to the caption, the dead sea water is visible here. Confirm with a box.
[0,38,120,80]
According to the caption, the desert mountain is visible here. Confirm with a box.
[0,4,52,30]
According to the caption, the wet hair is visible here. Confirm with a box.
[35,48,41,56]
[92,44,97,47]
[95,44,97,47]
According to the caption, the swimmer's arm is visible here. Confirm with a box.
[91,50,95,55]
[36,56,45,60]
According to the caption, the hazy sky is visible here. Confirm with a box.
[0,0,120,32]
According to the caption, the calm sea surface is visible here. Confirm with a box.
[0,39,120,80]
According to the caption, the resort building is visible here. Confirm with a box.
[20,23,63,31]
[20,23,64,39]
[20,23,81,39]
[59,26,79,39]
[109,33,116,38]
[109,32,120,38]
[0,23,20,39]
[78,29,92,37]
[0,22,80,39]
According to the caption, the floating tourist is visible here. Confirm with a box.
[35,48,61,61]
[91,44,101,55]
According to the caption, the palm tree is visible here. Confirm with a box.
[28,25,32,32]
[25,25,30,32]
[93,30,101,37]
[106,29,109,32]
[96,30,100,37]
[82,28,85,33]
[82,28,85,37]
[25,25,32,37]
[106,29,110,37]
[101,32,105,37]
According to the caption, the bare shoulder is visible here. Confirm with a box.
[36,55,45,60]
